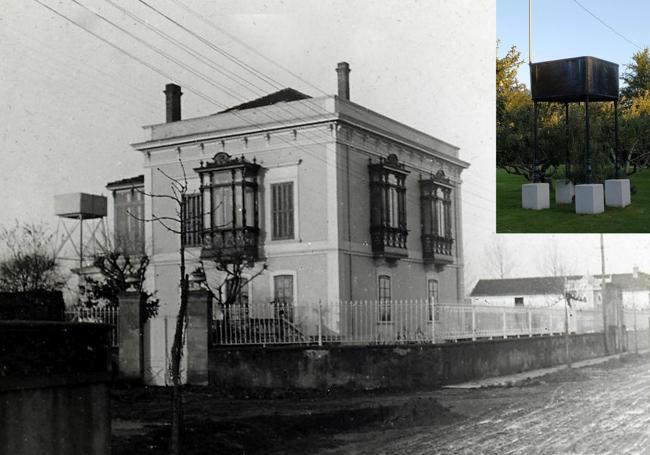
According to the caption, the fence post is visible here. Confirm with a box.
[528,309,532,337]
[431,300,436,343]
[502,307,507,339]
[633,305,638,355]
[118,290,143,382]
[471,305,476,341]
[317,299,323,347]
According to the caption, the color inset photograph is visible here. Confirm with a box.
[497,0,650,233]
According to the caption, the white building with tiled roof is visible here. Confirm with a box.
[469,269,650,310]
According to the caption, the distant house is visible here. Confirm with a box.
[106,175,145,255]
[470,269,650,310]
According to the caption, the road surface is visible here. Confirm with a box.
[112,355,650,454]
[319,356,650,454]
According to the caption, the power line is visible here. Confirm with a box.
[31,0,226,108]
[572,0,643,51]
[103,1,486,207]
[69,0,241,105]
[32,0,492,215]
[135,0,332,122]
[171,0,329,96]
[102,0,263,100]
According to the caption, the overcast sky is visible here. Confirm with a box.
[0,0,645,294]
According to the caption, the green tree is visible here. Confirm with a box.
[497,42,563,181]
[621,48,650,101]
[619,91,650,174]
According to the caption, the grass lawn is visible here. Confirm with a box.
[496,169,650,233]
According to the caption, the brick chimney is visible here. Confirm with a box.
[164,83,182,122]
[336,62,350,101]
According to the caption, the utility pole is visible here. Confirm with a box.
[600,234,608,354]
[528,0,533,64]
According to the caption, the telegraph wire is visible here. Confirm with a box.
[100,0,491,207]
[572,0,643,51]
[69,0,243,105]
[102,0,263,100]
[2,20,160,111]
[32,0,494,214]
[136,0,282,92]
[134,0,331,121]
[171,0,329,97]
[31,0,228,109]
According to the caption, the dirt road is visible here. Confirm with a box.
[112,355,650,454]
[320,356,650,455]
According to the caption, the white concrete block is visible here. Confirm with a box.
[522,183,550,210]
[555,179,575,204]
[605,179,631,208]
[575,184,604,214]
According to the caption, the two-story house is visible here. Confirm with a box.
[126,63,468,384]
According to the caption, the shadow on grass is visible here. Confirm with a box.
[496,169,650,233]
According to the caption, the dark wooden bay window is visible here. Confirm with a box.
[369,154,409,260]
[420,171,454,265]
[195,152,260,262]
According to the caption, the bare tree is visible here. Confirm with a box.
[79,245,159,322]
[540,239,572,278]
[129,159,191,455]
[484,236,517,279]
[0,221,63,292]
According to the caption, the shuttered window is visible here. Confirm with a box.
[182,193,203,247]
[271,182,294,240]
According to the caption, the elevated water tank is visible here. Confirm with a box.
[54,193,107,219]
[530,56,619,102]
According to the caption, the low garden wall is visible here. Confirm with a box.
[209,331,645,391]
[0,321,112,455]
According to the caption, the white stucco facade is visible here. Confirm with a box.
[131,93,468,384]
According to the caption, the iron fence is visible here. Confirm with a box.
[209,300,650,347]
[65,305,119,348]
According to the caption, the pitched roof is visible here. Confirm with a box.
[218,88,311,113]
[106,175,144,190]
[470,277,566,297]
[470,272,650,297]
[597,272,650,291]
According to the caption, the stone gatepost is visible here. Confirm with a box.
[186,289,211,385]
[118,289,143,381]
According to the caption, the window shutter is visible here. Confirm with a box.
[271,182,294,240]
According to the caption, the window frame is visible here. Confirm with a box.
[427,278,439,322]
[271,271,297,323]
[378,274,392,323]
[270,181,295,240]
[368,154,410,257]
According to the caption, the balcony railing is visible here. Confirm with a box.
[201,227,259,262]
[370,226,408,259]
[422,234,453,264]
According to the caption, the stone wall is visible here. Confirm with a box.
[0,322,112,455]
[209,331,643,391]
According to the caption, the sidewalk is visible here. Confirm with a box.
[444,352,634,389]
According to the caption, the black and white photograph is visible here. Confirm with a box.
[2,0,650,454]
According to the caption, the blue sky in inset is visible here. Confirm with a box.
[498,0,650,87]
